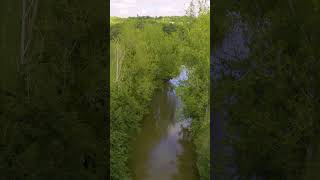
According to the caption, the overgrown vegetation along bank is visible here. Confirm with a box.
[177,8,210,179]
[1,1,107,179]
[213,1,320,179]
[110,1,210,179]
[110,17,182,180]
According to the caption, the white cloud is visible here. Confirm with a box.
[111,0,208,17]
[119,9,129,16]
[139,9,148,16]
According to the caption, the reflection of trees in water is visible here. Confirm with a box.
[131,81,199,180]
[172,127,199,180]
[130,83,179,179]
[212,12,249,179]
[180,126,191,141]
[151,83,177,134]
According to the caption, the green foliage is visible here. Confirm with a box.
[110,6,210,179]
[110,18,182,180]
[177,7,210,180]
[214,0,320,179]
[1,0,107,179]
[195,111,210,180]
[163,23,177,34]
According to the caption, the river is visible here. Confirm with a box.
[212,12,250,179]
[129,68,199,180]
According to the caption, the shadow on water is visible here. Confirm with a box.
[129,69,199,180]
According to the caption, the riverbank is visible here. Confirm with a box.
[129,80,199,180]
[110,6,210,179]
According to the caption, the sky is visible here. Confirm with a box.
[111,0,198,17]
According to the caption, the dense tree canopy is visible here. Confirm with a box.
[213,0,320,179]
[1,1,107,179]
[110,1,210,179]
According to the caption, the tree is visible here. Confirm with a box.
[213,0,320,179]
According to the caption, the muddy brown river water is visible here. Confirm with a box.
[130,72,199,180]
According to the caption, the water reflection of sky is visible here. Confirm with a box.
[148,127,182,179]
[146,68,192,179]
[169,67,188,87]
[148,120,192,179]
